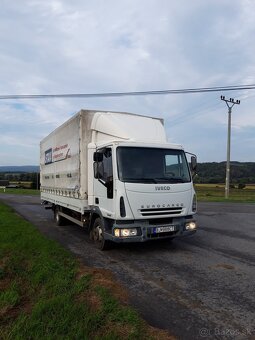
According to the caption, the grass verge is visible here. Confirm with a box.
[195,184,255,203]
[0,202,173,340]
[0,188,39,196]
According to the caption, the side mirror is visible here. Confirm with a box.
[191,156,197,171]
[93,161,104,179]
[93,152,103,162]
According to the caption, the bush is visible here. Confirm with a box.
[238,183,246,189]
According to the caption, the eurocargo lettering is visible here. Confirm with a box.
[40,109,197,250]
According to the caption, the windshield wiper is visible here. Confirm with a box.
[122,178,157,183]
[154,177,188,183]
[122,177,189,184]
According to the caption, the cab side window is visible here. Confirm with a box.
[94,148,113,199]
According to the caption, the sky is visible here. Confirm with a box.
[0,0,255,165]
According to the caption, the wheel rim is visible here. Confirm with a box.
[94,225,103,242]
[55,211,59,223]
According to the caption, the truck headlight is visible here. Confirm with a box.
[114,228,138,237]
[185,221,197,230]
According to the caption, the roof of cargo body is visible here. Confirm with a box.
[40,109,165,144]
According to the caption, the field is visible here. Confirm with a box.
[1,184,255,203]
[195,184,255,202]
[0,202,172,340]
[0,188,39,195]
[10,181,35,189]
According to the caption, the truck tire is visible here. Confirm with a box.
[90,218,111,250]
[54,207,66,226]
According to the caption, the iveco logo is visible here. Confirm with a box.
[155,186,171,191]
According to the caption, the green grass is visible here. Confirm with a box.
[195,184,255,203]
[0,188,39,195]
[0,202,170,340]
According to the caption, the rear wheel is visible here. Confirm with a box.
[54,206,66,226]
[90,218,111,250]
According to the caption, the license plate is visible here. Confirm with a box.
[153,225,176,233]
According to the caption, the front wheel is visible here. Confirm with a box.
[90,218,111,250]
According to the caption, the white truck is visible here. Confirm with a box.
[40,109,197,250]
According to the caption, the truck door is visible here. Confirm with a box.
[93,147,115,218]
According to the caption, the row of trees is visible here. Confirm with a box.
[0,161,254,186]
[195,162,255,184]
[0,172,39,189]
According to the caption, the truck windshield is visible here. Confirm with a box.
[117,147,191,183]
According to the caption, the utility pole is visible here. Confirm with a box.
[220,96,240,199]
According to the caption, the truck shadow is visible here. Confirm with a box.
[108,235,195,253]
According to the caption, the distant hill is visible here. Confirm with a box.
[0,166,39,173]
[196,162,255,184]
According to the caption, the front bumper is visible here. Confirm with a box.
[104,217,197,243]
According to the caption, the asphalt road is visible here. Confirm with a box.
[1,194,255,340]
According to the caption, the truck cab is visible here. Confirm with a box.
[89,141,197,249]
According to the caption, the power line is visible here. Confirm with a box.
[1,84,255,100]
[170,90,251,126]
[170,98,222,126]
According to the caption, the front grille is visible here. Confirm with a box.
[149,217,173,225]
[140,207,182,216]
